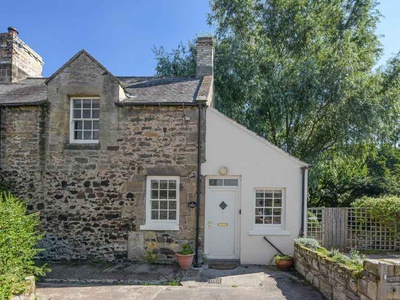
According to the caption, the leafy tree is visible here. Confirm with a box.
[0,192,47,299]
[153,1,400,207]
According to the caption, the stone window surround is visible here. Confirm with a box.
[140,176,180,231]
[69,97,100,144]
[248,187,290,236]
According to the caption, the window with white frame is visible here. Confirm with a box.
[255,188,284,226]
[140,176,180,231]
[70,97,99,143]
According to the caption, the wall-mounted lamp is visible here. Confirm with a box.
[219,166,228,175]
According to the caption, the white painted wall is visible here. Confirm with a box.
[202,108,308,265]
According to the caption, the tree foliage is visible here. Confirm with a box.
[153,0,400,207]
[0,192,47,299]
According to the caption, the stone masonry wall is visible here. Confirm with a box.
[295,244,400,300]
[0,52,206,262]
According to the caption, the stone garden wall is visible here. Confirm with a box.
[295,244,400,300]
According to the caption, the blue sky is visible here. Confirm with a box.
[0,0,398,77]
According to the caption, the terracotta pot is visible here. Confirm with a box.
[176,253,194,270]
[275,258,294,271]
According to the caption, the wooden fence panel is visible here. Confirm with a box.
[323,208,347,251]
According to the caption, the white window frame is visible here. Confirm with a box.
[140,176,180,231]
[249,187,290,236]
[69,97,100,144]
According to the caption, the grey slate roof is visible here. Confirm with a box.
[0,76,206,105]
[118,77,200,103]
[0,78,47,106]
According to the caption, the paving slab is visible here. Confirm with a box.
[36,262,325,300]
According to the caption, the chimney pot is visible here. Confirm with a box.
[8,27,19,37]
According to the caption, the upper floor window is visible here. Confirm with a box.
[70,97,99,144]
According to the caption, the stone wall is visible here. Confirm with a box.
[0,51,206,262]
[295,244,400,300]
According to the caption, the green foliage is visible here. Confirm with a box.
[178,244,193,255]
[0,192,48,299]
[351,195,400,225]
[153,1,400,208]
[153,41,196,77]
[273,254,293,262]
[144,251,158,264]
[294,238,320,250]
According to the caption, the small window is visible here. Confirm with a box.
[70,98,99,144]
[140,176,180,231]
[209,178,239,187]
[255,188,284,226]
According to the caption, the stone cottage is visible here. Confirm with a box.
[0,27,309,265]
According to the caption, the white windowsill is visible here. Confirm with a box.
[248,228,291,236]
[140,224,179,231]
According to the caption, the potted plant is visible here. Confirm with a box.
[273,254,294,271]
[176,244,194,270]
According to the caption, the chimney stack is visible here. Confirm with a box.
[0,27,44,83]
[196,37,214,78]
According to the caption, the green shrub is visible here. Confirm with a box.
[0,192,48,299]
[352,195,400,225]
[294,238,320,250]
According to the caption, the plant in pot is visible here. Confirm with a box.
[176,244,194,270]
[273,254,294,271]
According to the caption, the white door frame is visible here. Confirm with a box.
[204,175,241,260]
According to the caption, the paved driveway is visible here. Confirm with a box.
[36,263,324,300]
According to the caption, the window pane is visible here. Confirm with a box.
[274,191,282,198]
[265,199,273,206]
[151,180,159,189]
[151,210,158,220]
[93,121,99,130]
[256,199,264,207]
[274,199,282,207]
[74,131,82,140]
[83,110,91,118]
[264,208,272,216]
[168,190,176,199]
[209,179,223,186]
[92,109,99,118]
[93,131,99,140]
[255,208,263,216]
[255,216,263,224]
[273,217,281,224]
[265,192,273,198]
[273,208,282,216]
[92,100,100,108]
[160,201,168,209]
[160,190,168,199]
[83,100,91,108]
[73,100,81,108]
[169,180,176,189]
[84,121,92,130]
[151,201,159,209]
[74,121,82,129]
[169,211,176,220]
[73,110,81,118]
[83,131,92,140]
[169,201,176,209]
[160,211,167,220]
[256,191,264,198]
[160,180,168,189]
[224,179,238,186]
[264,217,272,224]
[151,190,159,199]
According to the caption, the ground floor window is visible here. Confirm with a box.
[255,188,284,226]
[140,176,180,231]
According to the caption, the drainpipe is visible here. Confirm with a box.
[194,103,204,267]
[300,166,309,237]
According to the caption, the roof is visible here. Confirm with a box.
[0,49,213,106]
[0,78,47,106]
[118,77,201,103]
